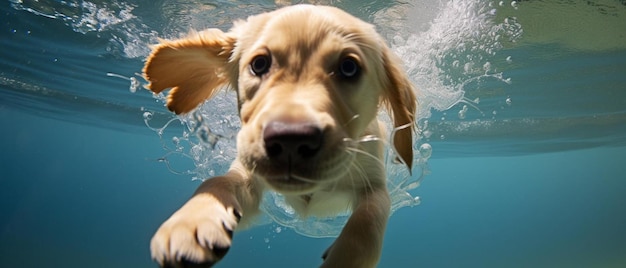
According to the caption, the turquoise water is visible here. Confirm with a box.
[2,0,626,267]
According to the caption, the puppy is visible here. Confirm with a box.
[143,4,416,268]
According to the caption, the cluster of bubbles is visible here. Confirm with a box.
[139,89,240,181]
[381,0,522,146]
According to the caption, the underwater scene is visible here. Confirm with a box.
[1,0,625,267]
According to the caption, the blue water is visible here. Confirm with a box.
[2,1,626,267]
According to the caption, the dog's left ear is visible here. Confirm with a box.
[143,29,236,114]
[381,47,417,170]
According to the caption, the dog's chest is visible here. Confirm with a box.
[283,190,355,218]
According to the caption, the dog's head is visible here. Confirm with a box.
[144,5,416,194]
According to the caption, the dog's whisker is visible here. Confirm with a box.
[347,159,374,197]
[289,174,318,184]
[345,147,385,169]
[343,133,386,170]
[343,114,361,128]
[346,163,360,201]
[353,161,371,190]
[340,154,360,200]
[344,135,383,144]
[350,155,382,205]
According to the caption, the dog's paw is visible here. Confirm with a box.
[150,194,242,268]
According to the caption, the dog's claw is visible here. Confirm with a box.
[150,195,240,268]
[211,244,230,260]
[222,221,234,239]
[233,209,242,221]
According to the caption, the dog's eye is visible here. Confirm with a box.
[338,56,361,79]
[250,55,271,76]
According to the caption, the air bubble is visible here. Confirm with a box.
[511,1,518,9]
[458,105,468,119]
[422,120,429,130]
[187,120,198,132]
[483,62,492,72]
[419,143,433,160]
[106,72,143,93]
[440,135,445,140]
[506,56,512,63]
[143,111,153,121]
[463,62,474,74]
[129,77,139,93]
[194,112,204,123]
[506,97,512,106]
[197,126,218,148]
[422,130,433,139]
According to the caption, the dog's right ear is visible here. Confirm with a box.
[143,29,236,114]
[380,45,417,171]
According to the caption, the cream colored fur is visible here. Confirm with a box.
[143,4,417,268]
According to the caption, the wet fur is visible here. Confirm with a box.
[144,5,416,268]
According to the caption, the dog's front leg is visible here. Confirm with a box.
[150,165,261,268]
[321,187,391,268]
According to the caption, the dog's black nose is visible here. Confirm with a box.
[263,121,323,161]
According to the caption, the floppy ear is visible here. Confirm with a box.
[381,47,417,170]
[143,29,236,114]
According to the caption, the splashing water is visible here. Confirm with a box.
[10,0,160,58]
[140,89,240,181]
[388,1,519,121]
[124,0,520,237]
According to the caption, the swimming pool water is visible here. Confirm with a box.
[1,1,625,267]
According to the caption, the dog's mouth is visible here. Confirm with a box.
[257,158,323,193]
[254,150,354,193]
[262,173,318,193]
[238,118,356,193]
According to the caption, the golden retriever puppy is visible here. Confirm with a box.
[143,4,416,268]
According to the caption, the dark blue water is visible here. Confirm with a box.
[2,1,626,267]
